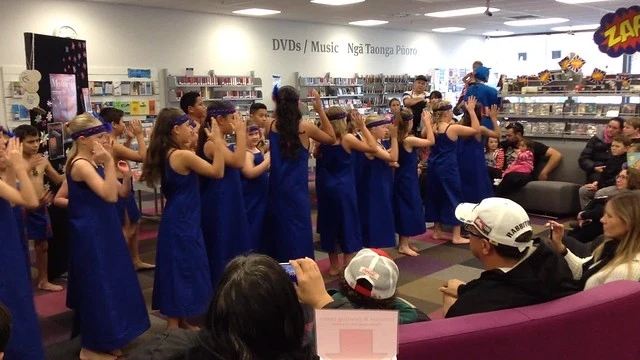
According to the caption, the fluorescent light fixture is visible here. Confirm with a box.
[349,20,389,26]
[505,18,569,26]
[551,24,600,31]
[311,0,365,5]
[483,30,514,36]
[232,8,281,16]
[425,7,500,18]
[432,27,465,33]
[555,0,613,4]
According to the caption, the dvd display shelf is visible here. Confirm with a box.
[163,69,263,106]
[360,74,414,111]
[296,72,366,109]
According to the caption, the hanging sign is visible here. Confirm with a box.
[593,6,640,58]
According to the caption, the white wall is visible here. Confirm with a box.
[0,0,486,89]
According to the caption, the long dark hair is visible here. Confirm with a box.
[275,86,303,159]
[197,101,235,159]
[191,254,314,360]
[142,108,183,187]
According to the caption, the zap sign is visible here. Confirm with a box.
[593,6,640,58]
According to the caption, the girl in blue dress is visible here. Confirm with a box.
[241,121,270,246]
[424,100,480,245]
[262,86,336,262]
[64,113,150,359]
[316,107,377,275]
[103,107,154,271]
[393,109,434,256]
[0,137,44,360]
[143,108,226,330]
[197,101,252,289]
[457,100,501,204]
[357,115,399,249]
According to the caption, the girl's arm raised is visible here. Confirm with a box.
[0,138,39,208]
[241,151,270,179]
[480,104,501,139]
[371,125,399,162]
[116,160,133,199]
[114,120,148,163]
[343,112,376,153]
[180,123,225,179]
[408,111,435,148]
[221,113,247,169]
[71,141,119,203]
[308,89,336,145]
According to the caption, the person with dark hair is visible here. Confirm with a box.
[249,102,268,127]
[388,98,401,114]
[0,302,11,359]
[440,198,578,318]
[402,75,430,136]
[496,122,562,196]
[179,91,207,126]
[331,248,418,324]
[578,117,624,183]
[262,86,335,261]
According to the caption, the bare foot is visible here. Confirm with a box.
[451,237,471,245]
[398,246,420,257]
[328,267,341,276]
[79,348,117,360]
[410,244,419,251]
[179,319,200,331]
[432,232,452,240]
[38,281,63,292]
[134,260,155,271]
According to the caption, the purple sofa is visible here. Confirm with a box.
[399,280,640,360]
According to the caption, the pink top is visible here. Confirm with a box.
[503,150,534,177]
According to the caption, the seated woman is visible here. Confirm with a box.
[569,167,640,243]
[548,190,640,290]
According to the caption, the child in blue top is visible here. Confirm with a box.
[241,120,270,245]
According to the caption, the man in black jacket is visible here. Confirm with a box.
[440,198,578,318]
[578,117,624,183]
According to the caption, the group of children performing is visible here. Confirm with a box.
[0,81,505,358]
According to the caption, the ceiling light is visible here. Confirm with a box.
[349,20,389,26]
[311,0,365,5]
[432,27,466,33]
[232,8,281,16]
[505,18,569,26]
[551,24,600,31]
[425,7,500,18]
[483,30,514,36]
[555,0,613,4]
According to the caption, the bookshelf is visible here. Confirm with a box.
[360,74,413,112]
[164,69,263,112]
[1,66,32,128]
[296,72,364,110]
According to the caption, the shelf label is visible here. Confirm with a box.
[128,68,151,78]
[594,5,640,58]
[271,38,418,57]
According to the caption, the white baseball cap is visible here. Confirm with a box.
[344,248,399,300]
[455,198,533,252]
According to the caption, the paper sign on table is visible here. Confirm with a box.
[315,309,398,360]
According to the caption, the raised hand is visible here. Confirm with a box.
[421,109,433,128]
[352,111,365,129]
[464,96,478,112]
[311,89,322,110]
[7,138,28,171]
[130,119,144,136]
[388,124,398,138]
[117,160,132,175]
[230,112,245,134]
[489,104,499,119]
[92,141,112,164]
[204,121,223,143]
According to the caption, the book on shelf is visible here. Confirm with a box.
[130,101,142,115]
[121,81,131,95]
[548,122,566,134]
[584,103,598,115]
[113,81,122,96]
[620,103,638,115]
[551,104,563,115]
[103,81,113,95]
[603,105,620,117]
[149,100,156,115]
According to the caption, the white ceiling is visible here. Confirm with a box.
[85,0,637,36]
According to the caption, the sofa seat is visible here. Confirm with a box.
[507,180,581,216]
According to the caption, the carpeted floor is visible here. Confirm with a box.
[35,194,571,359]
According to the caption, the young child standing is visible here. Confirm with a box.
[0,137,44,360]
[144,108,225,330]
[393,109,435,256]
[316,106,377,275]
[241,120,270,244]
[13,124,65,291]
[357,115,399,249]
[198,101,252,289]
[102,107,154,270]
[64,113,150,359]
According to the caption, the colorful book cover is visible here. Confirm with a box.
[49,74,77,123]
[114,101,124,112]
[628,153,640,170]
[121,101,131,115]
[130,101,141,115]
[148,100,156,115]
[139,100,149,115]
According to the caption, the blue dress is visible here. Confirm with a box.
[66,161,149,351]
[115,179,141,225]
[357,145,396,248]
[457,137,494,203]
[262,129,314,262]
[241,151,269,247]
[153,154,212,317]
[424,126,463,225]
[200,147,252,289]
[316,144,362,254]
[0,199,45,359]
[393,145,426,236]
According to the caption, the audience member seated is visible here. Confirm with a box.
[548,190,640,290]
[129,255,339,360]
[496,122,562,196]
[570,168,640,244]
[578,117,624,183]
[439,198,578,318]
[498,137,534,183]
[0,302,10,360]
[578,135,631,208]
[485,136,504,180]
[329,248,419,324]
[623,118,640,144]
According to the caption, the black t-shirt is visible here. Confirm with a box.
[500,140,549,170]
